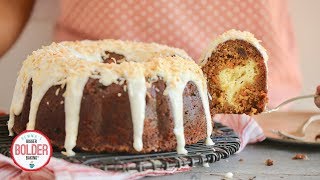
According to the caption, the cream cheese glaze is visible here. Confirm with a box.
[199,29,269,67]
[8,40,214,156]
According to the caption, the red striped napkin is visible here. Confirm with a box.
[0,114,264,179]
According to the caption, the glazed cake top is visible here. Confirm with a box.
[34,39,192,63]
[199,29,269,66]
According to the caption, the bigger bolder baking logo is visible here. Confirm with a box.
[10,130,52,171]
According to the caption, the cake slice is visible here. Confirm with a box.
[200,30,268,115]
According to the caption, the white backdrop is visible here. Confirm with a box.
[0,0,319,111]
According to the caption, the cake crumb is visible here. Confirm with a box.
[224,172,233,179]
[203,162,210,167]
[238,158,244,162]
[117,93,122,97]
[315,134,320,141]
[292,153,308,160]
[60,101,64,104]
[265,159,273,166]
[249,176,256,180]
[46,101,50,105]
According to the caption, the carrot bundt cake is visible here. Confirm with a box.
[200,30,268,115]
[8,40,214,156]
[8,30,268,156]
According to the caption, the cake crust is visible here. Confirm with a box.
[13,79,208,153]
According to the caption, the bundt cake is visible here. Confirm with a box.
[200,30,268,115]
[8,30,269,156]
[8,40,214,156]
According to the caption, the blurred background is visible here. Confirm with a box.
[0,0,319,111]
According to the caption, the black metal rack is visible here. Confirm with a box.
[0,115,240,172]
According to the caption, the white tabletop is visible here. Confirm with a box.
[147,140,320,179]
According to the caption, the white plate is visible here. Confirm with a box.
[254,111,320,145]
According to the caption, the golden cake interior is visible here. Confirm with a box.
[202,40,267,115]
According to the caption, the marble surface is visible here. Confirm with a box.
[147,140,320,179]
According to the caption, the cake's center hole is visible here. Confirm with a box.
[218,59,257,105]
[102,51,125,64]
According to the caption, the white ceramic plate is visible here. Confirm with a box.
[254,111,320,146]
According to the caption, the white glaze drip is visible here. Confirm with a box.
[63,76,89,156]
[127,72,147,151]
[8,112,15,136]
[26,81,55,130]
[198,86,214,145]
[24,56,67,131]
[8,73,31,135]
[167,80,188,154]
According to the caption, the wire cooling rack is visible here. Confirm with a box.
[0,115,240,172]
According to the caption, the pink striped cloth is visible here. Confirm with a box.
[0,153,190,179]
[55,0,302,108]
[214,114,265,152]
[0,114,264,179]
